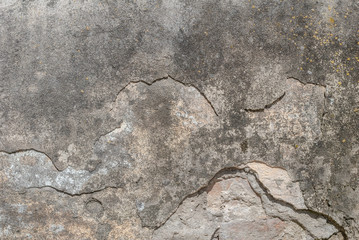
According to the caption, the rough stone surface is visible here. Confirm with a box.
[0,0,358,239]
[153,163,337,239]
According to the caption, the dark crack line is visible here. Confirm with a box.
[151,165,347,240]
[210,227,220,240]
[150,167,241,230]
[246,169,348,240]
[0,149,62,172]
[244,92,286,112]
[23,185,120,197]
[110,75,218,116]
[287,76,326,88]
[327,232,344,240]
[168,75,219,117]
[246,173,317,239]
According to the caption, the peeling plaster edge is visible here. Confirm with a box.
[110,74,219,116]
[149,162,347,240]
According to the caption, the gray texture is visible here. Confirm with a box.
[0,0,358,239]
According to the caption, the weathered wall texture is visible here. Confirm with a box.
[0,0,358,239]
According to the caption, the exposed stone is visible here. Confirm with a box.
[247,162,307,209]
[153,164,338,239]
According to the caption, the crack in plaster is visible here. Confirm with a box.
[244,92,286,112]
[110,75,218,116]
[152,163,346,239]
[287,77,327,88]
